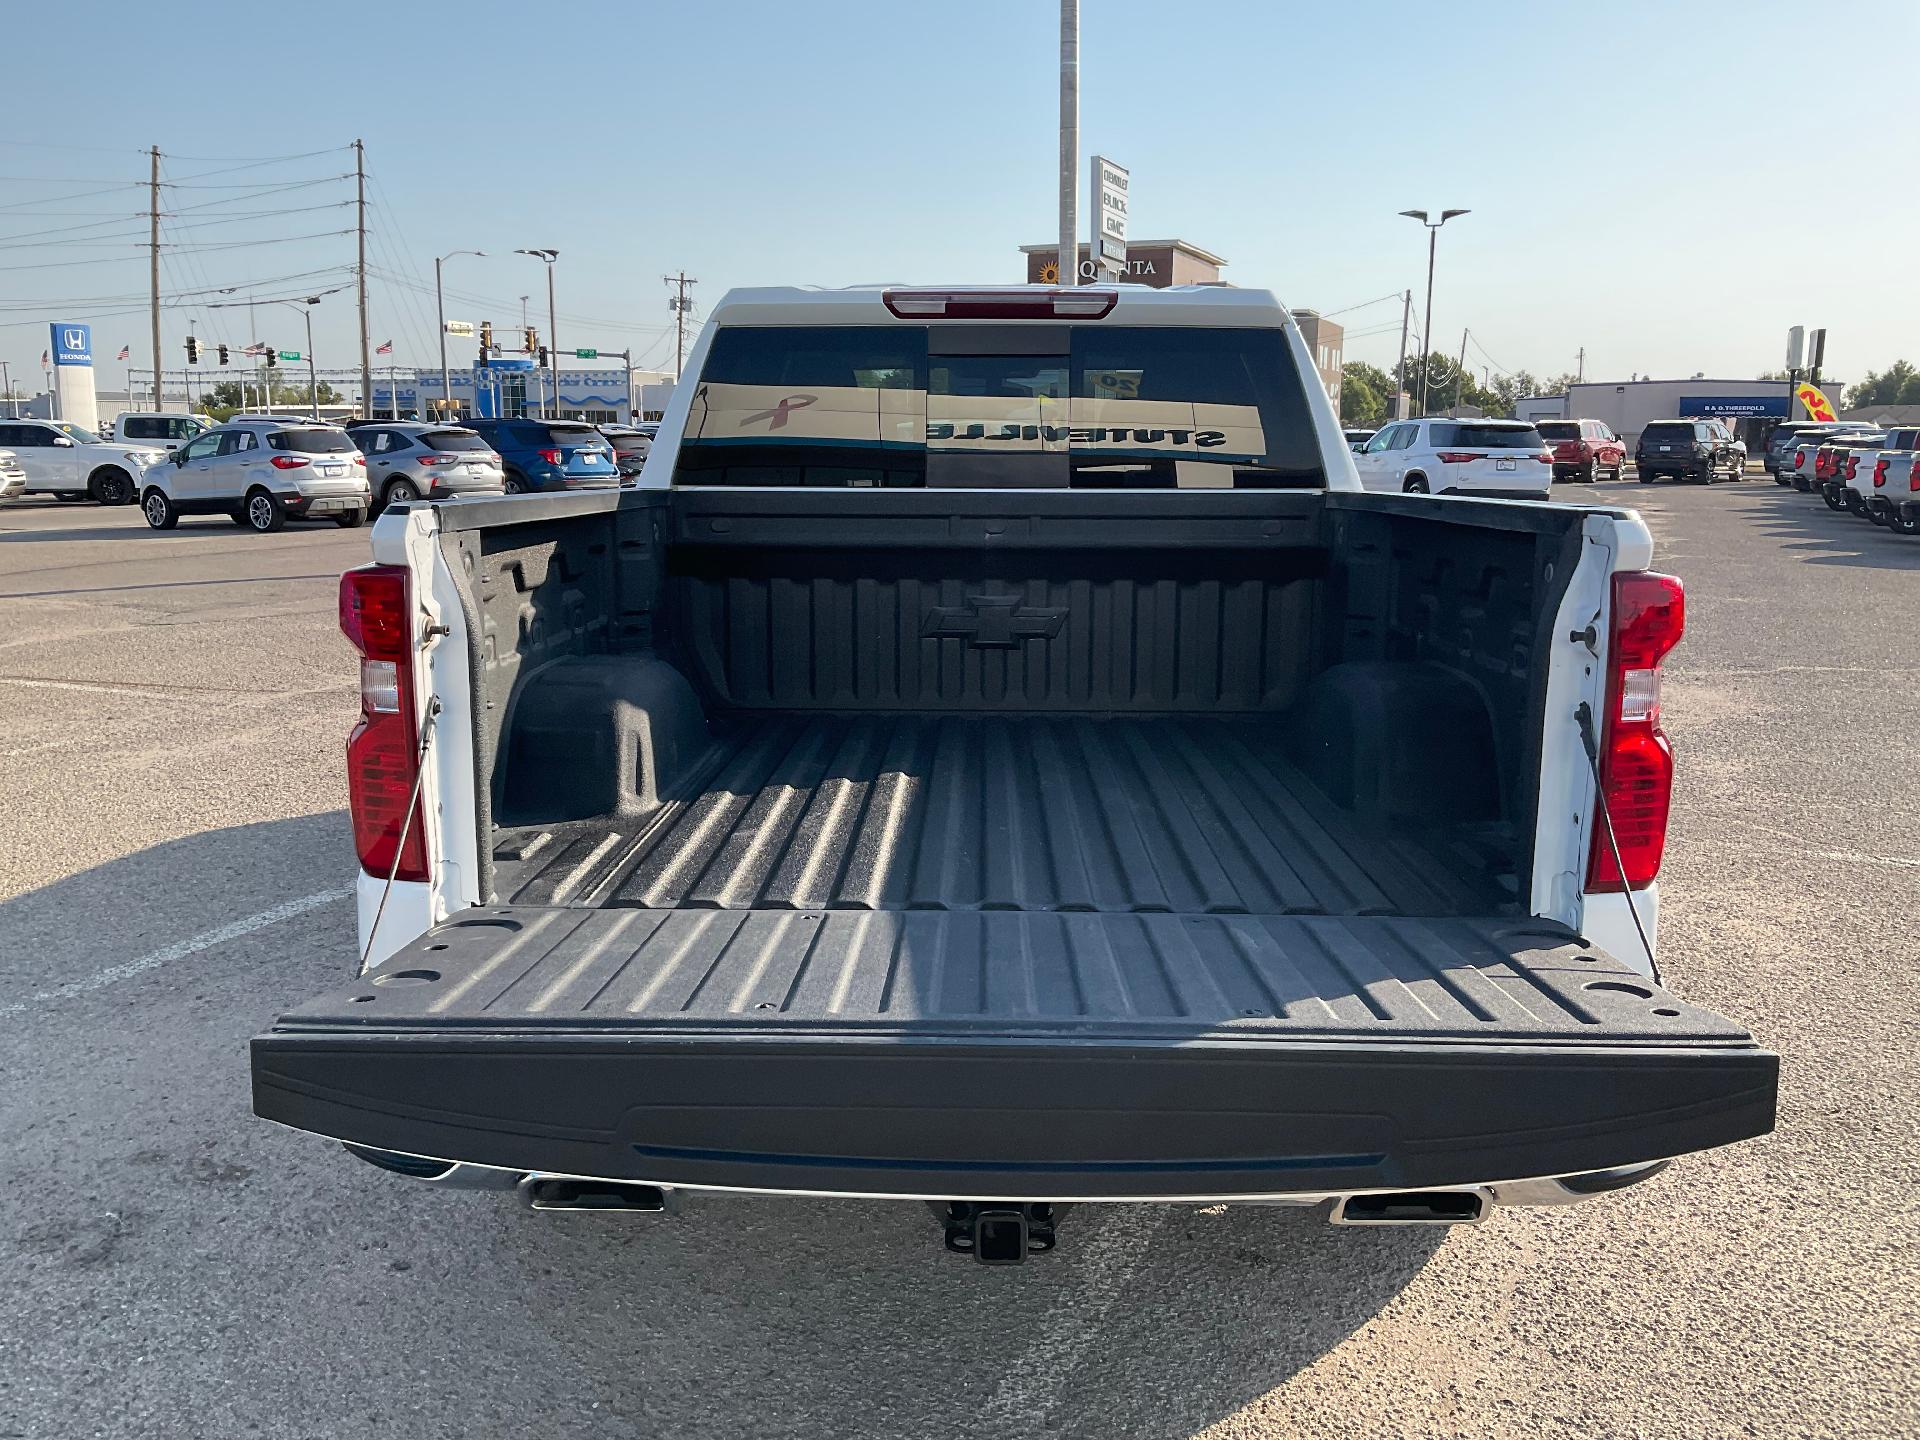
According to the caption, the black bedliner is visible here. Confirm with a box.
[493,714,1509,916]
[252,911,1777,1198]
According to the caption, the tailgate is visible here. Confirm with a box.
[252,910,1776,1199]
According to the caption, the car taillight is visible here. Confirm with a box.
[419,454,457,466]
[538,447,562,465]
[1435,451,1483,463]
[1586,571,1684,893]
[1535,451,1553,464]
[1793,447,1806,467]
[340,564,428,883]
[270,455,308,470]
[1873,459,1889,488]
[352,454,366,466]
[882,287,1119,319]
[1844,455,1858,481]
[1911,460,1920,492]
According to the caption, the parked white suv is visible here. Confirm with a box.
[1353,417,1554,497]
[104,412,214,451]
[140,420,371,532]
[0,418,167,505]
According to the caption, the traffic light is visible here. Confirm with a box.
[537,346,549,367]
[478,321,493,356]
[523,326,537,355]
[185,336,199,364]
[217,343,229,366]
[265,348,277,369]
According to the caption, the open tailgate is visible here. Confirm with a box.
[252,910,1776,1199]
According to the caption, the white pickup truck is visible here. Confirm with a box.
[252,284,1775,1263]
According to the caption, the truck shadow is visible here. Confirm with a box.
[491,1190,1445,1437]
[1744,486,1920,570]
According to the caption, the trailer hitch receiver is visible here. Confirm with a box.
[938,1202,1060,1264]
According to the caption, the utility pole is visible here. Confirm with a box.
[1394,288,1412,419]
[0,360,12,418]
[1058,0,1080,285]
[355,140,370,421]
[664,272,698,380]
[1455,327,1468,414]
[1576,346,1585,384]
[149,145,162,411]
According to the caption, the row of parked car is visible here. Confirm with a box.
[0,409,658,533]
[1770,419,1920,535]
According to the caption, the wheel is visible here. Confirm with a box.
[1774,473,1791,487]
[1637,469,1653,483]
[140,487,178,530]
[243,488,286,533]
[1402,474,1430,495]
[1821,486,1846,511]
[90,467,134,506]
[1577,457,1596,484]
[1892,509,1920,536]
[334,508,368,529]
[382,477,420,508]
[502,472,528,495]
[1867,506,1890,526]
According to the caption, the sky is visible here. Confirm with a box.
[2,0,1914,401]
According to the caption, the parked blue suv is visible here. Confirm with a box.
[465,419,618,493]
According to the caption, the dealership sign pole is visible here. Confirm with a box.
[1089,156,1128,282]
[1058,0,1079,285]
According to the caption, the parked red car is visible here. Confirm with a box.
[1536,419,1626,482]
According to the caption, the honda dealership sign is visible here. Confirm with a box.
[47,321,99,428]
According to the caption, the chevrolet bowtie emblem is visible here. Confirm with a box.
[922,593,1068,648]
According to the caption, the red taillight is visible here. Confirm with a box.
[538,447,562,466]
[1587,571,1684,893]
[1873,459,1889,489]
[352,454,366,466]
[1434,451,1484,464]
[270,454,308,470]
[881,287,1119,320]
[1843,455,1857,481]
[340,565,428,883]
[1535,451,1553,464]
[1793,446,1806,466]
[419,454,459,466]
[1910,461,1920,493]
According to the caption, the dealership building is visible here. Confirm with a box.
[1517,378,1816,452]
[369,361,675,424]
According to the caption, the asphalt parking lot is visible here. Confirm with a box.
[2,479,1915,1440]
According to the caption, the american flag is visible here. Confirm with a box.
[116,345,130,361]
[376,339,393,355]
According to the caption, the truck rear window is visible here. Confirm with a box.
[673,325,1325,489]
[1641,422,1694,442]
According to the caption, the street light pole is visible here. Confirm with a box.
[1398,208,1469,417]
[436,250,486,423]
[515,250,560,418]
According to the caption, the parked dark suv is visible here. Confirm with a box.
[1764,421,1853,480]
[464,418,618,493]
[1635,419,1743,484]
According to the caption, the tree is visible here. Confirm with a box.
[1847,361,1920,410]
[1482,370,1541,417]
[1391,353,1505,416]
[1538,373,1579,397]
[201,377,344,420]
[1340,361,1392,427]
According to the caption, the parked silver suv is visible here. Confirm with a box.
[141,420,371,532]
[355,422,505,510]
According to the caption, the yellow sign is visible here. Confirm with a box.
[1795,382,1836,421]
[1038,261,1061,284]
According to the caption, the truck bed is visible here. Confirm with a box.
[492,714,1512,916]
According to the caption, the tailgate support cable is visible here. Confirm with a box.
[359,693,443,976]
[1574,701,1660,983]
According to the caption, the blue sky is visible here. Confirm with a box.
[2,0,1914,399]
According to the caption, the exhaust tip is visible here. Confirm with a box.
[1331,1189,1487,1226]
[520,1176,669,1213]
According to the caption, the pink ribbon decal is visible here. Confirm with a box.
[743,393,818,430]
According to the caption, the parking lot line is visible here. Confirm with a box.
[0,885,352,1019]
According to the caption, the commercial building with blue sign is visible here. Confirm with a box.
[1527,377,1812,453]
[370,362,674,425]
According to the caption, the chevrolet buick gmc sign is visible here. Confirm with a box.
[50,322,92,367]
